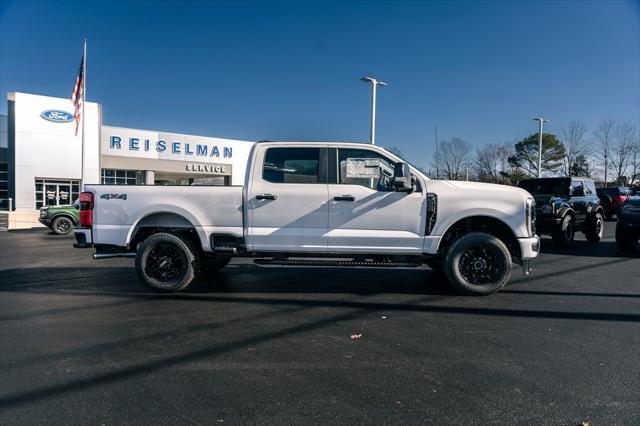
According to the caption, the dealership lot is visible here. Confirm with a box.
[0,225,638,424]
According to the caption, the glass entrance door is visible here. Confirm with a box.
[35,179,81,209]
[44,184,72,206]
[45,185,58,206]
[58,185,71,205]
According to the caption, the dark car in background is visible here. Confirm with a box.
[39,200,80,235]
[615,195,640,253]
[596,186,630,219]
[518,177,604,247]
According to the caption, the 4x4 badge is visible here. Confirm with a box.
[100,193,127,200]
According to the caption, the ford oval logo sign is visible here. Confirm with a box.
[40,110,74,123]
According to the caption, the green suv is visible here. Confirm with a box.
[39,200,80,235]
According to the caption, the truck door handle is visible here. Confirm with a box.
[334,195,355,202]
[256,194,277,200]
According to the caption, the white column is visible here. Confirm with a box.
[145,170,155,185]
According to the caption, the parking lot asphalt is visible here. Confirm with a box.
[0,224,639,425]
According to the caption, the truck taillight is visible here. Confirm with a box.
[79,191,94,227]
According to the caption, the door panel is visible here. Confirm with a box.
[327,185,425,253]
[248,147,329,252]
[327,147,425,253]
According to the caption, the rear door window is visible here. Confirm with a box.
[583,181,596,195]
[263,148,321,184]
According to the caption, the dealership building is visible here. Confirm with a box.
[0,92,254,228]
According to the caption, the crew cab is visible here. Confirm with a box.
[74,142,539,296]
[518,177,604,247]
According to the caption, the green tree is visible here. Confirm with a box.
[569,154,592,177]
[508,133,566,177]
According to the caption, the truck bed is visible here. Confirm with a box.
[86,185,244,250]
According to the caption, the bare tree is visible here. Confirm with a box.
[593,119,615,186]
[561,121,589,176]
[432,138,473,180]
[610,122,637,183]
[475,143,512,183]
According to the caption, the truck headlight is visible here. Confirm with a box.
[526,198,535,237]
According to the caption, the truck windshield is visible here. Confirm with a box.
[519,179,570,196]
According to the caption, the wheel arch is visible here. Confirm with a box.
[436,215,522,260]
[51,213,77,225]
[127,212,204,252]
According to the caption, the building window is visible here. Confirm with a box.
[35,178,80,209]
[0,162,7,210]
[101,169,140,185]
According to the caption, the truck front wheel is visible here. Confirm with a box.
[443,232,511,296]
[135,233,199,292]
[52,216,74,235]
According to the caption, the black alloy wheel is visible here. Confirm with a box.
[443,232,511,296]
[135,232,199,292]
[458,246,500,285]
[145,243,188,283]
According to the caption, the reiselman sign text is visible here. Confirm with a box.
[109,136,233,158]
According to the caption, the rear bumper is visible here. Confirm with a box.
[73,228,93,248]
[518,236,540,260]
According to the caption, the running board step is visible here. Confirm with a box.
[253,258,422,268]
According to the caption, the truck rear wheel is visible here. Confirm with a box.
[135,233,199,292]
[552,215,574,247]
[585,212,604,243]
[443,232,511,296]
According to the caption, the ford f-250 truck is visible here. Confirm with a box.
[73,141,539,295]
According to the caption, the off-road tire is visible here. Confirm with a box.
[585,212,604,243]
[52,216,74,235]
[443,232,511,296]
[552,215,574,248]
[600,195,613,219]
[135,232,199,292]
[616,224,639,253]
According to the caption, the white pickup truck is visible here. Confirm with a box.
[74,141,539,295]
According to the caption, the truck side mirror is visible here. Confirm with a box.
[393,162,413,192]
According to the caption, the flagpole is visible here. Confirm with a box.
[81,39,87,190]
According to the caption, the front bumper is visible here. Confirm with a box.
[38,218,52,226]
[73,228,93,248]
[518,235,540,260]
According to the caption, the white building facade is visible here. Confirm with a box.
[4,92,254,216]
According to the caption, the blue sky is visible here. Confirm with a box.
[1,0,638,170]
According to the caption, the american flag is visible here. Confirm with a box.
[70,52,85,136]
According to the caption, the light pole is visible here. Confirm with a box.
[533,117,548,178]
[361,76,387,145]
